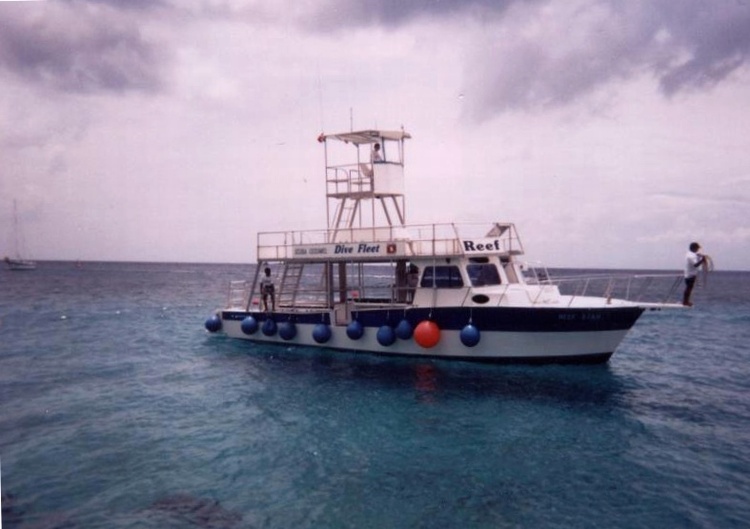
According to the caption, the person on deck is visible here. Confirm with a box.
[406,263,419,303]
[371,143,383,162]
[683,242,706,307]
[260,267,275,312]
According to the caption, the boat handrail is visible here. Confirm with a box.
[326,165,373,196]
[227,280,250,309]
[541,273,684,306]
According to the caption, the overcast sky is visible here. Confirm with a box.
[1,0,749,270]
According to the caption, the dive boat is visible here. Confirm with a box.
[4,257,37,271]
[205,127,682,363]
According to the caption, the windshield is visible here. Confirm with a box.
[467,263,501,286]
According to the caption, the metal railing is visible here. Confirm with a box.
[227,280,250,309]
[256,222,524,262]
[543,273,684,306]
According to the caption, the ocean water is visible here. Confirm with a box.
[1,262,749,529]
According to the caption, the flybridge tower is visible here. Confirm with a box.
[317,129,411,240]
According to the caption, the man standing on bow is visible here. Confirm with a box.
[683,242,706,307]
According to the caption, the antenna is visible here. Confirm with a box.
[316,63,325,132]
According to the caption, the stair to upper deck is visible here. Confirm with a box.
[278,262,305,307]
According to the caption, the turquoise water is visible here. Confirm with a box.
[1,263,749,528]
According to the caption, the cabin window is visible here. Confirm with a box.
[420,266,464,288]
[467,263,501,286]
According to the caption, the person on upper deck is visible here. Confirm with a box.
[371,143,383,163]
[683,242,706,307]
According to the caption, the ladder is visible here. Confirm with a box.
[227,280,250,309]
[331,197,360,241]
[278,262,305,307]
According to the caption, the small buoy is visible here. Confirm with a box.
[241,316,258,335]
[460,324,481,347]
[279,321,297,341]
[414,320,440,348]
[346,320,364,340]
[395,319,413,340]
[205,315,222,333]
[312,323,332,344]
[377,325,396,346]
[262,319,277,336]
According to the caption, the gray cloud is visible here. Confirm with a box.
[77,0,169,10]
[4,0,747,110]
[653,1,750,96]
[302,0,524,29]
[300,0,750,117]
[467,0,750,116]
[0,1,168,95]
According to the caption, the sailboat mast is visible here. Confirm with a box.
[13,199,20,259]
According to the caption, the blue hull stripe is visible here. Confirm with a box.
[223,306,644,333]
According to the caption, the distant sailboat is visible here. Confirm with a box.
[4,200,36,271]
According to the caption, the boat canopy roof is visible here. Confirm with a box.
[320,129,411,145]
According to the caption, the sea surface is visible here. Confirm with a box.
[1,262,749,529]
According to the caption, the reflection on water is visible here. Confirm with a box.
[217,340,632,409]
[414,363,439,403]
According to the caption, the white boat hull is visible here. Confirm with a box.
[215,305,645,363]
[4,258,37,271]
[223,322,624,363]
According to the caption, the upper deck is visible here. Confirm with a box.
[257,222,525,262]
[257,128,525,263]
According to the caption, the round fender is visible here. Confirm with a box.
[312,323,332,344]
[395,319,413,340]
[205,315,222,333]
[241,316,258,335]
[377,325,396,346]
[261,319,277,336]
[279,321,297,341]
[346,320,364,340]
[460,324,481,347]
[414,320,440,348]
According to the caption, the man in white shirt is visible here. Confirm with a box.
[260,267,275,312]
[683,242,706,306]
